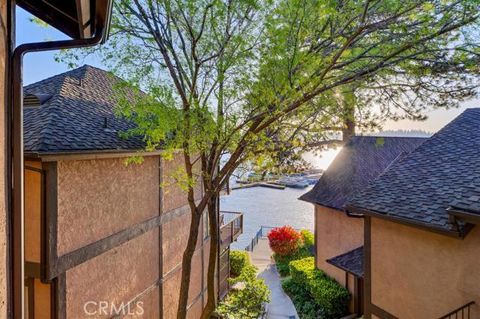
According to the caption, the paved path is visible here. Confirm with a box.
[250,238,299,319]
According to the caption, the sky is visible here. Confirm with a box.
[17,7,479,143]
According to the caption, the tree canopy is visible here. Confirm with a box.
[59,1,480,317]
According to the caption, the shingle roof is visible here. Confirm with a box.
[347,108,480,234]
[24,65,145,154]
[326,246,363,278]
[299,136,426,209]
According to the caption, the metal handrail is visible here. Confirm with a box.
[244,226,277,251]
[244,225,308,251]
[245,227,264,252]
[439,301,475,319]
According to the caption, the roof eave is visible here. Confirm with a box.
[447,207,480,225]
[345,204,470,239]
[326,246,364,278]
[25,149,163,162]
[17,0,113,41]
[298,193,316,204]
[325,260,363,278]
[298,193,344,211]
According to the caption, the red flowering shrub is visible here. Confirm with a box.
[267,226,302,256]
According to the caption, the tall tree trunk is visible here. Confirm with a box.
[177,209,202,319]
[342,110,355,142]
[200,195,219,319]
[340,86,356,142]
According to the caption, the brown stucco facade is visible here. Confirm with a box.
[0,1,7,316]
[315,205,363,312]
[367,217,480,318]
[23,153,216,318]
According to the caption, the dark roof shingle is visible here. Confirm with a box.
[24,65,145,154]
[347,108,480,234]
[299,136,425,209]
[326,246,363,278]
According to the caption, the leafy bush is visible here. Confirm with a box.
[282,278,320,319]
[300,229,314,250]
[267,226,302,256]
[216,264,270,319]
[289,257,318,284]
[230,250,250,277]
[273,247,312,277]
[285,257,349,319]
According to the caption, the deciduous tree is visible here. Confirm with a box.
[60,1,480,318]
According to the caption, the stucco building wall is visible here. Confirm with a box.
[25,161,42,263]
[370,217,480,318]
[0,0,7,316]
[66,230,159,317]
[161,199,208,319]
[21,156,209,318]
[56,157,159,255]
[315,205,363,285]
[315,205,364,312]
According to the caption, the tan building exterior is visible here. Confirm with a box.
[0,1,7,317]
[17,61,245,318]
[347,109,480,318]
[24,153,228,318]
[1,1,116,316]
[301,136,425,317]
[314,205,363,313]
[367,217,480,318]
[17,64,243,318]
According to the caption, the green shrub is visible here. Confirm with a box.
[267,226,303,256]
[230,250,250,277]
[309,276,350,318]
[273,247,312,277]
[289,257,314,283]
[217,263,270,318]
[275,258,291,277]
[300,229,314,249]
[286,257,350,319]
[282,278,320,319]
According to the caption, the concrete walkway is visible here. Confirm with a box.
[250,238,299,319]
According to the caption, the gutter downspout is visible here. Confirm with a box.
[9,8,110,317]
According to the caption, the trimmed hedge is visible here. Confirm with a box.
[286,257,349,319]
[274,246,313,277]
[282,278,320,319]
[230,250,250,277]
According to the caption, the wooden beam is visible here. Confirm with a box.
[75,0,91,38]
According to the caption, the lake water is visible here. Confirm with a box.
[220,185,315,250]
[220,149,342,250]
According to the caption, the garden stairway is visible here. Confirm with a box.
[250,238,299,319]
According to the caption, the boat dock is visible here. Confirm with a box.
[231,182,286,190]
